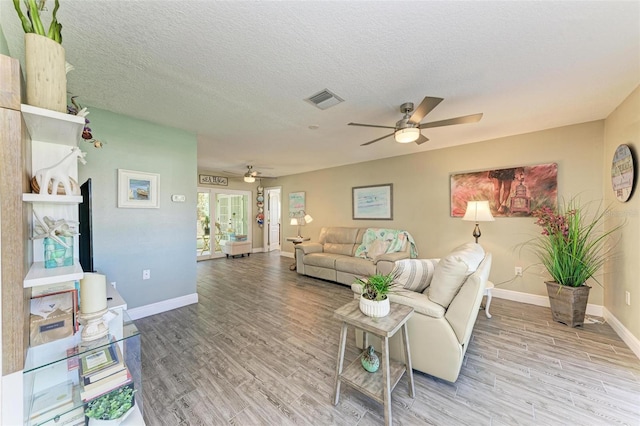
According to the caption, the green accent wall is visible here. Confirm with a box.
[0,23,10,56]
[78,108,197,309]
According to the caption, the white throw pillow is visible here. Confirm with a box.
[450,242,485,273]
[427,243,485,308]
[367,239,390,260]
[393,259,438,293]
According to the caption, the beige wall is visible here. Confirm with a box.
[603,86,640,340]
[277,121,606,304]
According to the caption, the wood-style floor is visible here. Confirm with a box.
[136,252,640,425]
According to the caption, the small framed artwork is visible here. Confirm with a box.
[118,169,160,209]
[352,183,393,220]
[289,191,305,217]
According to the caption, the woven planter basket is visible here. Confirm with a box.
[545,281,591,327]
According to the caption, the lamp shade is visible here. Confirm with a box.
[290,218,299,226]
[394,127,420,143]
[303,214,313,224]
[244,175,255,183]
[462,201,495,222]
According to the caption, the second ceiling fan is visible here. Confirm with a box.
[349,96,483,146]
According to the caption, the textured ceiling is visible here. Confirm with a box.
[1,1,639,178]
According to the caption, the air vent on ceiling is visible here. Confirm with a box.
[304,89,344,110]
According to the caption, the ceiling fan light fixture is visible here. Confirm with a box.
[244,175,256,183]
[395,127,420,143]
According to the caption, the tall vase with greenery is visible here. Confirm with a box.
[13,0,67,112]
[531,197,622,327]
[13,0,63,43]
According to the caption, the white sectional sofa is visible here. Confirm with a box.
[352,243,492,382]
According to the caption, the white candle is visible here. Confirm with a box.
[80,273,107,314]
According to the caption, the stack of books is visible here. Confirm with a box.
[79,341,132,402]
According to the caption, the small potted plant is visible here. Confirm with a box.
[354,272,395,318]
[531,197,622,327]
[84,385,136,425]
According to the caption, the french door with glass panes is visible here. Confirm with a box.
[197,187,251,260]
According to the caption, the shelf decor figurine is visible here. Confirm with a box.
[80,273,109,342]
[13,0,68,112]
[32,212,78,268]
[360,345,380,373]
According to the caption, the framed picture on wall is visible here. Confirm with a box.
[289,191,305,217]
[450,163,557,217]
[118,169,160,208]
[352,183,393,220]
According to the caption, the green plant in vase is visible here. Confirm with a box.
[530,197,622,326]
[13,0,63,43]
[354,272,395,318]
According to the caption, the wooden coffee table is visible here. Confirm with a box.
[333,300,415,426]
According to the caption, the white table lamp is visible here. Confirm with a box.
[462,200,495,243]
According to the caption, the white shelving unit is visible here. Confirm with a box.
[23,193,83,204]
[21,104,85,145]
[20,104,145,425]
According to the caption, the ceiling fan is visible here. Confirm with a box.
[222,165,275,183]
[348,96,483,146]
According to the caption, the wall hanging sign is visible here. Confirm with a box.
[352,183,393,220]
[289,191,305,218]
[118,169,160,208]
[611,144,635,202]
[199,174,228,186]
[450,163,557,217]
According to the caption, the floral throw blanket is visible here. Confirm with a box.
[354,228,418,260]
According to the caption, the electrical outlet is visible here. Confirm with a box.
[625,291,631,306]
[143,269,151,280]
[515,266,523,277]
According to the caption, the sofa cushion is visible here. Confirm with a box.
[367,239,390,259]
[427,244,485,308]
[450,242,485,273]
[324,243,357,256]
[389,292,445,318]
[304,253,345,269]
[335,256,376,276]
[392,259,438,293]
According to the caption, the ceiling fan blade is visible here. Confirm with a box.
[348,122,396,130]
[419,113,483,129]
[408,97,444,124]
[222,170,242,176]
[361,132,395,146]
[414,134,429,145]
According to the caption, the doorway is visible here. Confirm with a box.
[197,188,252,260]
[263,187,282,252]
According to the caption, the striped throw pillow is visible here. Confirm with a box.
[392,259,438,293]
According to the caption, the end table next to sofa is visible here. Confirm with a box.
[333,301,415,426]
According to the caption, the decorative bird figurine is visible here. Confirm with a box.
[361,345,380,373]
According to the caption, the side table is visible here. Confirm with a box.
[333,301,415,426]
[286,236,309,271]
[483,280,494,318]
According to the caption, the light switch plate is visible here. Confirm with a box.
[172,194,186,202]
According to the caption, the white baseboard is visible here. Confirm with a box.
[603,307,640,360]
[127,293,198,320]
[281,251,294,259]
[491,288,603,317]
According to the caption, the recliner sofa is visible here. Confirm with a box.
[295,227,413,285]
[352,243,492,382]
